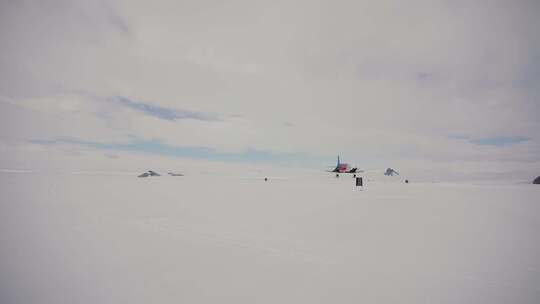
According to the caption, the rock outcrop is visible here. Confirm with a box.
[168,172,184,176]
[384,168,399,176]
[138,170,161,177]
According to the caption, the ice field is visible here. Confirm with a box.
[1,171,539,303]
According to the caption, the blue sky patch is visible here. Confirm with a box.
[111,96,218,121]
[470,136,530,147]
[447,134,531,147]
[31,138,322,166]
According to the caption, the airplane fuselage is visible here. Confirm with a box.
[330,156,358,173]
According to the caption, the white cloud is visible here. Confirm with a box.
[0,0,539,180]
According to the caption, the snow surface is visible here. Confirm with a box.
[1,171,539,303]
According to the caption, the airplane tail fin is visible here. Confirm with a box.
[337,155,340,166]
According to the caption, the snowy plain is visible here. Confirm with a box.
[1,170,539,303]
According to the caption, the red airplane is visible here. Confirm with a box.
[328,155,361,174]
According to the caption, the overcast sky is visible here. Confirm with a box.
[1,0,539,180]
